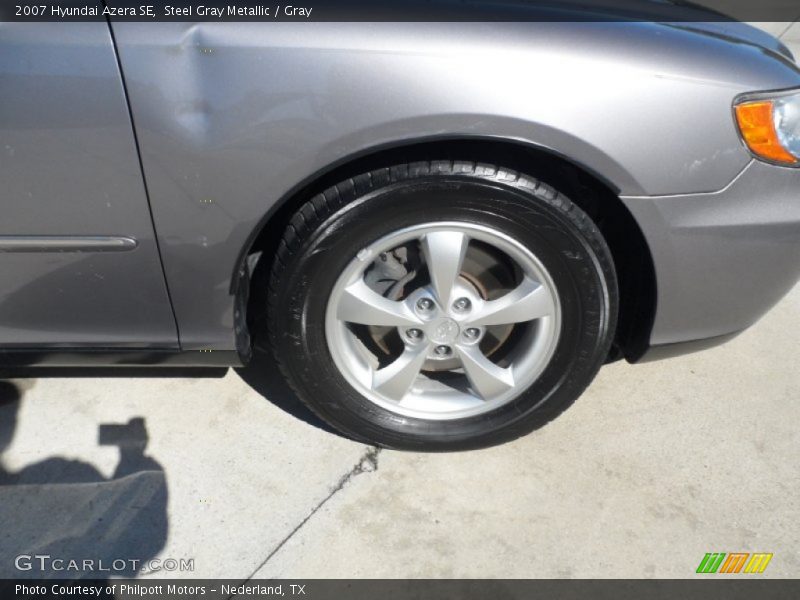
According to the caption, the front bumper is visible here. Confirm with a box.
[622,160,800,361]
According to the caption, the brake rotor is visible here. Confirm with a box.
[366,240,517,372]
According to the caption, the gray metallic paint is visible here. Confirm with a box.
[0,23,179,347]
[623,159,800,346]
[1,18,799,363]
[108,21,800,355]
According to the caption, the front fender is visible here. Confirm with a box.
[110,21,799,350]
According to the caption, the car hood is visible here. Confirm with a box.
[666,21,795,63]
[424,1,796,63]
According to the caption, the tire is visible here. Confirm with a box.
[266,161,618,451]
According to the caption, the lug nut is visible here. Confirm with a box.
[406,328,423,341]
[464,328,480,340]
[416,298,434,311]
[453,297,471,312]
[434,345,451,356]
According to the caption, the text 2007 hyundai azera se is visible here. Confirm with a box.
[2,6,799,450]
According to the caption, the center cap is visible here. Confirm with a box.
[429,318,460,344]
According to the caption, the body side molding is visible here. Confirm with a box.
[0,236,138,253]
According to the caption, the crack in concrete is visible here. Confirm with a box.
[235,446,381,589]
[777,20,798,40]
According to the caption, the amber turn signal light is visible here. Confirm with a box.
[735,101,799,165]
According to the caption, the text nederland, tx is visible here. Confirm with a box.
[15,583,307,596]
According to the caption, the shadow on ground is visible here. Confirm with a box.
[0,381,168,581]
[235,346,340,437]
[0,350,341,437]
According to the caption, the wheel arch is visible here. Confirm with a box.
[239,136,657,362]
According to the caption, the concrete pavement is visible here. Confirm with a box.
[255,283,800,579]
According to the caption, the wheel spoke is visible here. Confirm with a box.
[327,221,563,419]
[467,277,555,327]
[336,279,421,327]
[372,345,429,401]
[422,231,469,308]
[456,343,514,400]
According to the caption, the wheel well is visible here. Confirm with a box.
[246,138,656,361]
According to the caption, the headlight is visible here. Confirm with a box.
[734,90,800,167]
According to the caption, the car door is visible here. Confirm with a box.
[0,22,178,348]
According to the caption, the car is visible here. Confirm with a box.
[1,6,799,451]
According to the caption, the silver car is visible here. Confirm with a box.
[2,13,799,450]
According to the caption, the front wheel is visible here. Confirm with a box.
[266,162,617,450]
